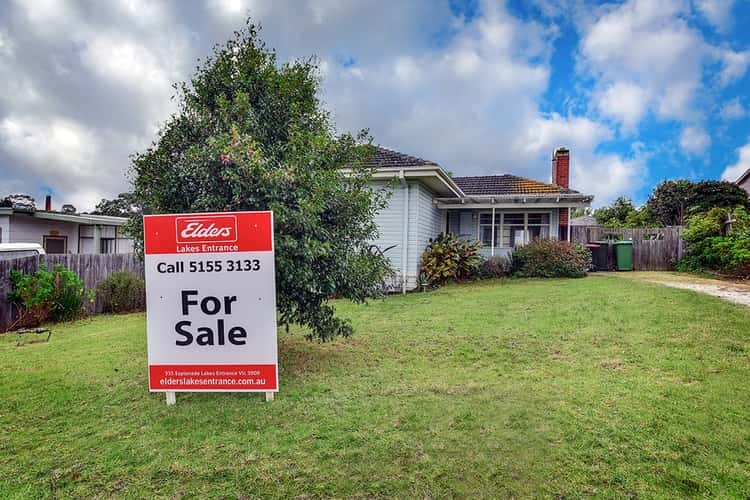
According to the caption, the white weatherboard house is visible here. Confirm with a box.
[0,196,133,255]
[358,147,593,292]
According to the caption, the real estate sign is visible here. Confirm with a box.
[143,211,278,393]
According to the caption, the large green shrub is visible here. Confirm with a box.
[676,207,750,276]
[9,264,93,326]
[511,240,591,278]
[98,271,146,313]
[421,233,481,287]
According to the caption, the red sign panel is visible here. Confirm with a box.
[144,211,272,255]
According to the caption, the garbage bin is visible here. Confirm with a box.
[591,240,612,271]
[613,240,633,271]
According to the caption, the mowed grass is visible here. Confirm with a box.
[1,277,750,498]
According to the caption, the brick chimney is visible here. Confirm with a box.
[552,147,570,240]
[552,147,569,189]
[45,195,52,211]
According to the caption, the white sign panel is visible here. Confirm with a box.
[143,211,278,392]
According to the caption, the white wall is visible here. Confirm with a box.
[7,214,134,254]
[8,214,79,252]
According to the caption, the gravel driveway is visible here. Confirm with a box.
[597,271,750,307]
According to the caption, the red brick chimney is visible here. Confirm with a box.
[552,147,569,189]
[552,147,570,240]
[45,195,52,211]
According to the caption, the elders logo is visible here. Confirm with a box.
[176,215,238,244]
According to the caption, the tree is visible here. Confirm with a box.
[647,179,750,226]
[130,22,392,341]
[690,180,750,214]
[593,197,636,226]
[647,180,693,226]
[91,192,142,217]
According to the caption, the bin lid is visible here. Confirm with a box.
[614,240,633,245]
[585,243,601,248]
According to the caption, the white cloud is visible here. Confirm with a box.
[580,0,746,129]
[717,49,750,87]
[694,0,735,31]
[719,98,746,120]
[721,142,750,181]
[596,82,649,131]
[679,125,711,155]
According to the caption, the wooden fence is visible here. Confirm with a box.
[571,226,685,271]
[0,253,144,332]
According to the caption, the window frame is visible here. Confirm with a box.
[477,211,552,248]
[43,235,68,254]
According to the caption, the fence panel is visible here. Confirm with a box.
[571,226,684,271]
[0,253,144,331]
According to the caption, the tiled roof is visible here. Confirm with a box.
[362,146,438,169]
[452,174,578,196]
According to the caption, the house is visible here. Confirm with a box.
[735,167,750,195]
[570,215,601,226]
[0,195,133,254]
[359,147,593,292]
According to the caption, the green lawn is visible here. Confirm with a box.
[1,277,750,498]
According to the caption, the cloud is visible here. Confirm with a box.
[719,98,746,120]
[694,0,735,31]
[721,141,750,181]
[679,125,712,155]
[0,0,737,212]
[579,0,747,129]
[595,82,649,132]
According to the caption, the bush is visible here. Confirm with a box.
[511,240,591,278]
[98,271,146,313]
[479,256,510,279]
[421,233,481,287]
[9,264,93,326]
[676,207,750,277]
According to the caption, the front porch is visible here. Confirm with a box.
[444,208,566,258]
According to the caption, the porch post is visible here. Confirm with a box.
[490,206,495,257]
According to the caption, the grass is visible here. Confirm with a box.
[1,276,750,497]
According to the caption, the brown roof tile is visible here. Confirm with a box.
[452,174,578,196]
[362,146,438,169]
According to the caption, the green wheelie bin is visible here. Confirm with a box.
[613,240,633,271]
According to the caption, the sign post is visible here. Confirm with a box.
[143,211,278,404]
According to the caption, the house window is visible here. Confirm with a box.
[479,212,552,248]
[478,213,500,246]
[101,238,115,254]
[43,235,67,254]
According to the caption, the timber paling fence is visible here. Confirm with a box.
[571,226,685,271]
[0,253,144,332]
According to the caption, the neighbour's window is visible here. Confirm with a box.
[43,235,67,254]
[101,238,115,254]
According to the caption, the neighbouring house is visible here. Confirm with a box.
[0,195,133,254]
[357,146,593,292]
[570,215,601,227]
[735,167,750,195]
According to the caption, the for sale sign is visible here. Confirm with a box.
[143,211,278,392]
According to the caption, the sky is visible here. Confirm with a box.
[1,0,749,211]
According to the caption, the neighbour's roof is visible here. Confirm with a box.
[0,207,128,226]
[362,146,438,169]
[452,174,579,196]
[735,167,750,185]
[570,215,600,226]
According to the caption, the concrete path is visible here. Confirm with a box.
[597,271,750,307]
